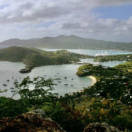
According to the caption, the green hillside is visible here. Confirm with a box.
[94,54,132,62]
[0,46,87,71]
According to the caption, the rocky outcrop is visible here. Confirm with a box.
[19,67,32,73]
[0,109,65,132]
[84,123,121,132]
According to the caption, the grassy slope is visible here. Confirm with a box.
[115,61,132,72]
[0,46,87,68]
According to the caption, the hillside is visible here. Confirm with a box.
[0,62,132,131]
[0,46,87,72]
[94,54,132,62]
[0,35,132,50]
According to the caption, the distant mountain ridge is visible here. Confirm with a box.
[0,35,132,50]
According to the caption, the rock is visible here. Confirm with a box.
[28,109,46,118]
[0,110,65,132]
[84,122,121,132]
[19,67,32,73]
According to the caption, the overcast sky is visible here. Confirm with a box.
[0,0,132,42]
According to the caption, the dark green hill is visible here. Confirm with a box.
[0,46,87,72]
[0,46,38,62]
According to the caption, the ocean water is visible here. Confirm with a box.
[0,62,92,97]
[41,48,132,56]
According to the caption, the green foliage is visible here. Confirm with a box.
[94,54,132,62]
[74,63,132,131]
[0,77,57,118]
[74,97,132,131]
[77,64,122,77]
[13,76,56,107]
[112,114,132,130]
[41,101,84,132]
[90,77,132,102]
[77,64,132,104]
[116,61,132,72]
[11,76,84,132]
[1,60,132,131]
[0,97,29,118]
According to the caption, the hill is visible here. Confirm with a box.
[0,35,132,50]
[0,46,87,72]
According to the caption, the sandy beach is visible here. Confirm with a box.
[88,76,97,86]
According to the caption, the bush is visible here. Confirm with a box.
[112,114,132,130]
[41,101,84,132]
[0,97,29,118]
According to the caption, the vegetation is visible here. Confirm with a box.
[0,46,88,72]
[0,97,28,118]
[75,62,132,131]
[1,58,132,131]
[94,54,132,62]
[74,96,132,130]
[76,64,122,77]
[116,61,132,72]
[77,63,132,104]
[0,77,84,132]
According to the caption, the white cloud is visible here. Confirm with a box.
[0,0,132,42]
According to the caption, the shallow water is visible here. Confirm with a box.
[0,62,92,97]
[68,49,132,56]
[41,48,132,56]
[29,64,92,95]
[79,58,126,67]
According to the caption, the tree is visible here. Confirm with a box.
[13,76,57,108]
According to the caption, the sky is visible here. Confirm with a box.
[0,0,132,42]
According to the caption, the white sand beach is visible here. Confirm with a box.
[88,76,97,86]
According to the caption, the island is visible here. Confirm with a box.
[94,54,132,62]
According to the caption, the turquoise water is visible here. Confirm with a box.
[68,49,132,56]
[41,48,132,56]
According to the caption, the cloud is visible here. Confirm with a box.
[0,0,132,42]
[1,0,131,24]
[62,17,132,42]
[0,1,70,23]
[98,0,132,6]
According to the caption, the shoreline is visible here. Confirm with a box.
[88,76,97,86]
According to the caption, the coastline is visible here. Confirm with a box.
[88,76,97,86]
